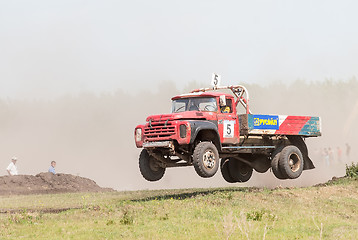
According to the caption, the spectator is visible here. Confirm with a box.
[48,161,56,174]
[328,147,334,164]
[323,148,330,167]
[6,157,18,176]
[346,143,351,160]
[337,146,342,163]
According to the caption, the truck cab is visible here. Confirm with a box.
[134,85,321,183]
[136,92,239,148]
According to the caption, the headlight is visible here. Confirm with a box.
[135,128,142,142]
[179,124,187,138]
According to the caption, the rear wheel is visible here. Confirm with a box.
[271,147,287,180]
[228,159,253,182]
[139,149,165,181]
[278,145,304,179]
[220,158,236,183]
[251,155,271,173]
[193,142,219,178]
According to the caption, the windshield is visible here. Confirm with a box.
[172,97,218,113]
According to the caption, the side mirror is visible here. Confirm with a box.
[219,95,226,106]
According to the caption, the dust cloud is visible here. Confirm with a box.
[0,79,357,190]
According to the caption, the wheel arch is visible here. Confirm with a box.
[287,135,315,170]
[189,121,221,151]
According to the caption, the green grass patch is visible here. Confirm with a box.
[1,178,358,239]
[346,162,358,178]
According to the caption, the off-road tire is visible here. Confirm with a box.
[139,149,165,181]
[271,146,287,180]
[228,159,253,182]
[220,158,236,183]
[193,142,219,178]
[278,145,304,179]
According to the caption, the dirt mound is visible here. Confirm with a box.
[313,176,347,187]
[0,172,113,195]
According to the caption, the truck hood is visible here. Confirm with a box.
[146,111,216,122]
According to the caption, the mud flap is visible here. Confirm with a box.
[287,136,315,170]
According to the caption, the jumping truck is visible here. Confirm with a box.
[134,84,321,183]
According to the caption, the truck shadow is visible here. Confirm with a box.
[131,187,261,202]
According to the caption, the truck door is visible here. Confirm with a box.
[217,97,239,144]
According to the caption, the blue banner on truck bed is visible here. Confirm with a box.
[249,114,279,130]
[247,114,321,136]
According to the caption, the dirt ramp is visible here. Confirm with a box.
[0,172,113,195]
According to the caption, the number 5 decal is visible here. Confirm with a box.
[223,120,235,138]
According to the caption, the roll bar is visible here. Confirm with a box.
[190,85,251,114]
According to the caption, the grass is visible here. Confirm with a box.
[346,162,358,178]
[0,178,358,239]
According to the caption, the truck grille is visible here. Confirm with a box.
[144,121,175,140]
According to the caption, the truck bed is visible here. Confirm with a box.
[239,114,321,137]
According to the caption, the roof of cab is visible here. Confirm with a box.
[171,91,233,100]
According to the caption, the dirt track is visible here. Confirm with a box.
[0,172,113,195]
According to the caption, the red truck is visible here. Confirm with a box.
[134,85,321,183]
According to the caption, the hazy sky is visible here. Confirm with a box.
[1,0,357,98]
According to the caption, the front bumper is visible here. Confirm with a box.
[143,141,174,149]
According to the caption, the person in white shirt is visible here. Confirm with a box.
[6,157,18,176]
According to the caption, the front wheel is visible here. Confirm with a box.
[193,142,219,178]
[139,149,165,181]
